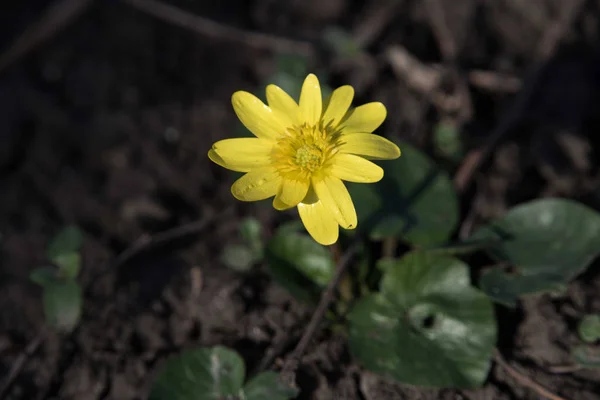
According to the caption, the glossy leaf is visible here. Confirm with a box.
[243,371,298,400]
[346,140,459,246]
[472,199,600,305]
[150,346,245,400]
[46,225,84,262]
[267,231,335,287]
[348,252,496,388]
[43,280,82,332]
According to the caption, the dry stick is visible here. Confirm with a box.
[0,328,48,399]
[423,0,473,123]
[121,0,315,57]
[0,0,94,74]
[352,0,403,48]
[279,242,360,386]
[493,350,568,400]
[453,0,586,193]
[87,206,235,286]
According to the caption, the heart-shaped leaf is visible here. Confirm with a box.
[578,314,600,344]
[47,225,84,262]
[150,346,245,400]
[472,199,600,305]
[242,371,298,400]
[265,231,335,304]
[348,252,496,388]
[43,280,82,332]
[346,140,459,246]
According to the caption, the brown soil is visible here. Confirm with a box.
[2,0,600,399]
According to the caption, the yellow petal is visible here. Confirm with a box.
[298,200,339,245]
[232,91,287,141]
[313,176,357,230]
[231,167,281,201]
[339,102,387,133]
[330,154,384,183]
[322,85,354,129]
[275,178,309,208]
[273,197,294,210]
[266,84,299,126]
[299,74,322,126]
[340,133,401,160]
[208,138,273,172]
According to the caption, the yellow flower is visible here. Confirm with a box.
[209,74,400,245]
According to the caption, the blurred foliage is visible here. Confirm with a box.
[572,345,600,369]
[221,217,264,272]
[30,225,84,333]
[578,314,600,344]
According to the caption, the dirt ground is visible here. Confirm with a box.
[2,0,600,399]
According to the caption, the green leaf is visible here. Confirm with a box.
[242,372,298,400]
[43,280,82,332]
[348,252,496,388]
[479,269,565,308]
[346,140,459,246]
[472,199,600,305]
[30,266,58,287]
[265,232,334,304]
[221,244,258,272]
[422,238,503,256]
[240,217,263,253]
[267,232,335,287]
[150,346,246,400]
[572,345,600,368]
[54,252,81,279]
[578,314,600,343]
[47,225,84,262]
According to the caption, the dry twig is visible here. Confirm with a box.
[494,349,568,400]
[0,328,48,399]
[279,242,360,387]
[86,206,235,287]
[0,0,94,74]
[453,0,586,192]
[352,0,403,48]
[122,0,315,57]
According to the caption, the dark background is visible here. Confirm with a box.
[1,0,600,399]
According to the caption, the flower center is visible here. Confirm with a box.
[295,145,323,172]
[271,123,342,180]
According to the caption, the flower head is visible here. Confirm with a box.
[209,74,400,245]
